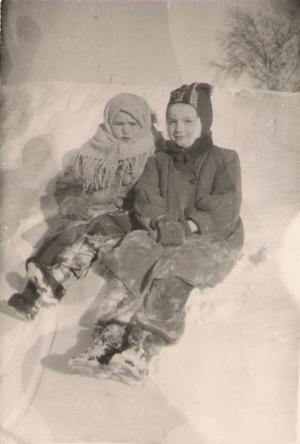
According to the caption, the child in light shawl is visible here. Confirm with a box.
[7,93,160,320]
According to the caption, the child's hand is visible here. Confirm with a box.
[156,216,185,247]
[60,196,90,220]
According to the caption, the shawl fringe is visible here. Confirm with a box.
[65,141,154,194]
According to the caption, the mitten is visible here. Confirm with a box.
[156,216,185,247]
[183,207,194,219]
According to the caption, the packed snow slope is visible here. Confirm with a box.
[0,83,300,444]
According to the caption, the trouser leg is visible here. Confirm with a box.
[35,223,88,266]
[52,234,101,280]
[125,324,167,360]
[135,276,193,343]
[25,211,135,297]
[8,211,137,316]
[8,230,111,315]
[7,224,87,316]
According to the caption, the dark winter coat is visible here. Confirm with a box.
[134,137,243,242]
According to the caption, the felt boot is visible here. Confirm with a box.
[68,322,126,371]
[109,325,164,383]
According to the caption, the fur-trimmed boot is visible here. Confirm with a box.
[68,322,127,372]
[108,325,165,383]
[7,258,69,321]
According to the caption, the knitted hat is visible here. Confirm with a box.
[167,83,213,135]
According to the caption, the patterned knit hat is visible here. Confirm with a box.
[167,82,213,135]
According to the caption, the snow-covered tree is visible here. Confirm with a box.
[212,7,300,91]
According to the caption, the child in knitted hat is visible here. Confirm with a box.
[7,93,162,320]
[68,83,244,384]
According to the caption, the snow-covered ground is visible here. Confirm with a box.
[0,82,300,444]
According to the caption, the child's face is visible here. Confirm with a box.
[111,111,142,141]
[166,103,201,149]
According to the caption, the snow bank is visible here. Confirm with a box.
[0,82,300,443]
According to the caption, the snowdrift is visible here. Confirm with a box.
[0,82,300,444]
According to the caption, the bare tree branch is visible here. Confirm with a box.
[211,7,300,91]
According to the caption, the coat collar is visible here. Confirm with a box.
[166,135,213,164]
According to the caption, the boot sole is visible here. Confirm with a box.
[68,358,144,386]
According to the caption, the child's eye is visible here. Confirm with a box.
[130,122,138,126]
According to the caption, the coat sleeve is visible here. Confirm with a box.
[53,153,84,209]
[186,150,242,238]
[134,155,170,229]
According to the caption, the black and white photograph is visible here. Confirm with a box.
[0,0,300,443]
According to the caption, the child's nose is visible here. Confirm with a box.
[122,124,130,133]
[175,121,184,132]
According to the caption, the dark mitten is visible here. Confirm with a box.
[156,216,185,247]
[184,207,195,219]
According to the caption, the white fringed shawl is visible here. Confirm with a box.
[64,126,155,194]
